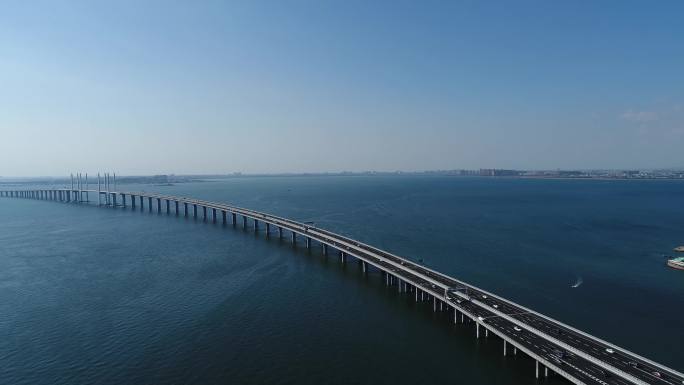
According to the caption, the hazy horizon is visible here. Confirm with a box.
[1,1,683,177]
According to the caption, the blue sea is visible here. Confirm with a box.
[1,176,682,384]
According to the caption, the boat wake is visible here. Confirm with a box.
[571,276,583,288]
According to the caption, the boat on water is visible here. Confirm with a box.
[667,256,684,270]
[675,246,684,252]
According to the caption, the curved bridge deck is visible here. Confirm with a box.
[2,188,682,385]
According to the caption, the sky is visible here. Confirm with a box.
[1,0,683,176]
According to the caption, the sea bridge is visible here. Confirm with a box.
[1,185,682,385]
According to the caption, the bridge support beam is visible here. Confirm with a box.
[232,213,236,225]
[121,194,126,207]
[544,366,548,377]
[193,204,197,218]
[503,340,507,356]
[476,322,480,339]
[131,195,136,208]
[254,219,258,231]
[291,232,296,244]
[148,197,153,212]
[212,208,217,223]
[265,223,270,236]
[362,261,367,274]
[157,199,161,212]
[166,200,170,213]
[323,244,328,255]
[514,347,517,355]
[222,210,227,225]
[175,201,179,215]
[535,361,539,379]
[184,203,188,217]
[203,206,207,220]
[306,237,311,249]
[140,196,144,210]
[340,251,346,263]
[243,216,247,229]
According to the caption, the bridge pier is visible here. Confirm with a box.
[184,202,188,216]
[232,212,236,225]
[291,232,296,244]
[503,340,507,356]
[140,196,144,210]
[111,193,117,206]
[254,219,258,231]
[362,261,367,273]
[193,204,197,218]
[212,208,217,223]
[476,322,480,339]
[398,278,402,292]
[544,366,548,377]
[121,193,126,207]
[306,237,311,249]
[340,251,346,263]
[433,297,437,312]
[203,206,207,220]
[157,198,161,213]
[535,360,539,379]
[222,210,227,224]
[175,201,179,215]
[242,216,247,229]
[148,197,153,212]
[265,222,270,236]
[131,195,136,208]
[323,244,328,255]
[514,347,517,355]
[166,200,170,213]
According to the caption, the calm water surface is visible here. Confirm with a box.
[1,176,682,385]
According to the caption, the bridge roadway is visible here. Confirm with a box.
[1,188,682,385]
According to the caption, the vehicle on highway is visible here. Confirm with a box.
[492,304,499,309]
[605,348,615,354]
[513,326,522,332]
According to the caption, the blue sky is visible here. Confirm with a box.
[1,1,683,176]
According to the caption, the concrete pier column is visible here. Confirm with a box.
[232,213,237,225]
[222,210,227,224]
[291,232,296,244]
[398,278,402,293]
[421,291,425,301]
[193,204,197,218]
[166,200,170,213]
[433,297,437,312]
[111,193,117,206]
[476,322,480,339]
[485,328,489,338]
[340,251,346,263]
[175,201,179,215]
[184,203,189,216]
[503,340,507,356]
[416,289,419,302]
[148,197,153,212]
[306,237,311,249]
[157,199,161,212]
[254,219,258,231]
[242,216,247,229]
[278,226,283,238]
[121,194,126,207]
[362,261,367,273]
[140,196,144,210]
[514,347,517,355]
[203,206,207,220]
[265,223,270,236]
[131,195,136,208]
[323,244,328,255]
[535,361,539,379]
[544,367,548,377]
[454,309,458,324]
[212,208,217,223]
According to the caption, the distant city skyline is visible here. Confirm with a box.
[1,1,683,177]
